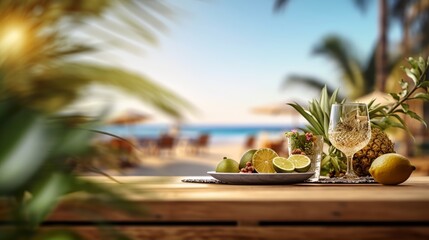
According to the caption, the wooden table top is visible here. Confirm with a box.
[45,176,429,223]
[82,175,429,201]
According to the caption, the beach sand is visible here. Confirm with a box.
[106,139,254,176]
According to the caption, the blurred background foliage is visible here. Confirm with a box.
[276,0,429,100]
[0,0,191,239]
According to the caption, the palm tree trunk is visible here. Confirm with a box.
[376,0,388,91]
[402,11,410,55]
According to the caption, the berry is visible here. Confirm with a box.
[240,161,255,173]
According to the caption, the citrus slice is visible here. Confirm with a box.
[273,157,295,173]
[287,155,311,172]
[252,148,278,173]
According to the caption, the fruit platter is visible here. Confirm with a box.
[208,146,317,184]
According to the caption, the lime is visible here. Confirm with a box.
[239,149,257,169]
[369,153,415,185]
[216,157,240,173]
[273,157,295,173]
[252,148,278,173]
[288,155,311,172]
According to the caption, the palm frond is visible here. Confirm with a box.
[273,0,290,12]
[283,74,335,95]
[312,35,365,98]
[352,0,371,14]
[13,63,194,118]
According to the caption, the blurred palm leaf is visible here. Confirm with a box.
[312,36,365,98]
[282,35,400,100]
[282,74,335,95]
[0,0,192,118]
[10,63,193,118]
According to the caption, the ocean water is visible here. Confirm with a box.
[101,124,300,144]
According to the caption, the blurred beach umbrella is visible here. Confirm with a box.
[108,110,151,125]
[251,101,307,127]
[251,99,308,116]
[252,102,301,116]
[355,90,395,106]
[107,110,151,139]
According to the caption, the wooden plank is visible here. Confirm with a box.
[45,200,429,222]
[36,226,429,240]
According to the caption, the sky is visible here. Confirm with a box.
[75,0,402,125]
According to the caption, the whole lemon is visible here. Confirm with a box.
[239,149,257,169]
[369,153,416,185]
[216,157,239,173]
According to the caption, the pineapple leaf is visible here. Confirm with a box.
[288,102,324,134]
[330,156,341,173]
[367,98,377,109]
[323,112,329,139]
[320,85,330,114]
[312,100,324,125]
[321,155,331,166]
[329,88,340,107]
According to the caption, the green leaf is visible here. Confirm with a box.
[419,81,429,88]
[389,93,400,101]
[329,88,340,107]
[25,173,71,226]
[418,56,426,74]
[405,68,418,85]
[401,103,410,112]
[408,57,419,69]
[413,92,429,101]
[411,68,421,79]
[407,110,428,128]
[309,100,321,121]
[330,156,341,173]
[323,112,329,138]
[312,100,324,125]
[0,109,52,193]
[320,85,329,114]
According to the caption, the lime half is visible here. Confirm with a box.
[287,155,311,172]
[273,157,295,173]
[252,148,278,173]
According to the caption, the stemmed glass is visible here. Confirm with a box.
[328,103,371,180]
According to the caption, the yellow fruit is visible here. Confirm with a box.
[239,149,257,169]
[369,153,416,185]
[252,148,278,173]
[216,157,239,173]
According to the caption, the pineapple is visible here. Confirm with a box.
[288,57,429,177]
[353,128,395,177]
